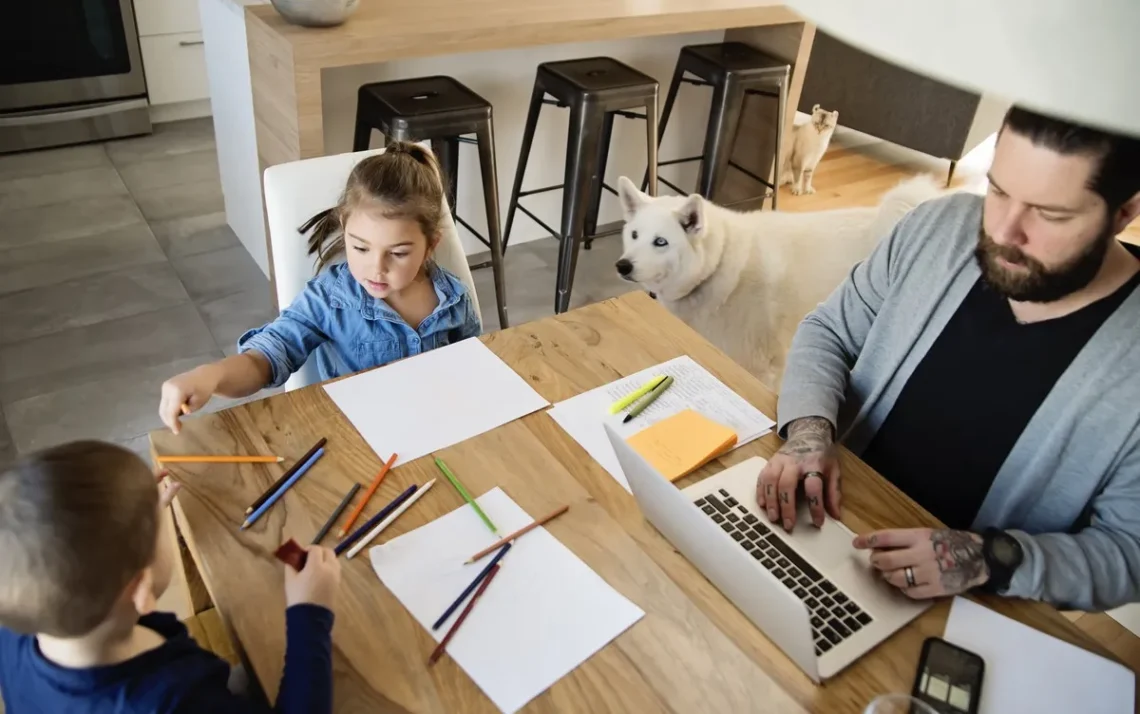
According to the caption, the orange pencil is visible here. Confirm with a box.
[180,404,191,415]
[465,505,569,564]
[156,455,284,464]
[337,453,398,538]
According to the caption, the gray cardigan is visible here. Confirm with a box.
[779,192,1140,611]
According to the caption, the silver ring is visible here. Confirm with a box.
[904,566,916,588]
[804,471,824,480]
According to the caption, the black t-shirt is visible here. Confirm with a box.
[861,268,1140,530]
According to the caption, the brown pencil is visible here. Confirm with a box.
[465,505,569,564]
[428,563,501,665]
[243,438,327,515]
[157,455,284,464]
[337,452,398,538]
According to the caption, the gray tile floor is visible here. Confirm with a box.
[0,118,634,467]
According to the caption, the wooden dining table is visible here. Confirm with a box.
[151,291,1117,713]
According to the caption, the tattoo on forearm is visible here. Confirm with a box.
[780,417,834,458]
[787,417,833,441]
[931,530,987,592]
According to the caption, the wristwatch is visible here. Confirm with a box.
[980,528,1024,593]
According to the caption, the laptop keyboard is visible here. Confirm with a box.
[696,489,873,657]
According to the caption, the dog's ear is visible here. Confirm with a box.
[675,195,704,236]
[618,176,649,220]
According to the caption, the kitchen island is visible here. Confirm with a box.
[202,0,814,279]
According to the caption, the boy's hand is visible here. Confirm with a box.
[158,475,181,508]
[284,546,341,611]
[159,366,220,434]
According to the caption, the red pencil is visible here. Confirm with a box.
[337,453,398,538]
[428,564,501,665]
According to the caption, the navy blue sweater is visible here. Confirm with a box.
[0,604,333,714]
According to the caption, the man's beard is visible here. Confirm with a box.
[974,221,1112,303]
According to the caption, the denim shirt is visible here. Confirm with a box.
[237,263,481,387]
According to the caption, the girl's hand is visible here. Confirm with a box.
[159,365,220,434]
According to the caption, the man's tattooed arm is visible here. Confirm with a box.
[780,417,835,507]
[931,529,989,592]
[782,417,834,454]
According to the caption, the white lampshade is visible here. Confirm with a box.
[786,0,1140,137]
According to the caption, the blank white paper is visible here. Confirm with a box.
[370,488,645,713]
[547,356,775,491]
[943,597,1134,714]
[323,339,549,466]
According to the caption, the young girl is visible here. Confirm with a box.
[159,142,481,433]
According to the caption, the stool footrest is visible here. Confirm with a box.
[515,203,561,242]
[518,184,563,198]
[454,214,492,250]
[541,98,569,108]
[656,177,687,196]
[745,88,780,99]
[727,160,775,190]
[657,156,704,168]
[611,109,648,121]
[682,77,714,88]
[455,136,479,145]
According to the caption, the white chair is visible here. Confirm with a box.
[263,147,482,392]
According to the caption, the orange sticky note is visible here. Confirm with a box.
[626,409,737,482]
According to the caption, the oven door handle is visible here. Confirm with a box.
[0,99,149,127]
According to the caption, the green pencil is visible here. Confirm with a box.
[433,456,498,534]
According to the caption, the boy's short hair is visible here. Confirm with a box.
[0,441,158,637]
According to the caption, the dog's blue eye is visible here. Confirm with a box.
[631,231,638,240]
[653,237,668,247]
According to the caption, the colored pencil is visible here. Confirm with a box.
[465,505,569,564]
[180,404,192,416]
[622,375,675,423]
[608,375,667,414]
[431,543,511,631]
[433,456,497,534]
[337,453,398,537]
[345,479,436,559]
[240,448,325,530]
[334,484,417,556]
[428,563,502,665]
[311,483,361,545]
[244,438,327,515]
[157,455,284,464]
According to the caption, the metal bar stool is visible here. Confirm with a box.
[353,75,509,328]
[503,57,659,314]
[645,42,790,209]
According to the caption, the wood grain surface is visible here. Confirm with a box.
[152,291,1114,713]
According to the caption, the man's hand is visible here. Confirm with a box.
[853,528,989,599]
[756,416,841,531]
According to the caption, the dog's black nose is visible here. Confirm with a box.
[615,259,633,276]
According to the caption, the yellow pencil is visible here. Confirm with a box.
[608,376,667,414]
[156,455,285,464]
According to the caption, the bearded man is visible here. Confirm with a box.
[758,106,1140,611]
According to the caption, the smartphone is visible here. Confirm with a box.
[911,637,985,714]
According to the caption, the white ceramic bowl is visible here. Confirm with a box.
[270,0,359,27]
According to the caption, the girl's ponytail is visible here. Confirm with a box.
[300,206,344,273]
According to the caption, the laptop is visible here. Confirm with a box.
[605,424,929,682]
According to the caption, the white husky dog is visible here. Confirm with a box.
[615,175,945,389]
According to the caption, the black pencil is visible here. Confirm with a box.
[245,437,327,516]
[311,483,360,545]
[333,483,418,557]
[431,543,512,631]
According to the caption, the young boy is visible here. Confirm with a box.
[0,441,340,713]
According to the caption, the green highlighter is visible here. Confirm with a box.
[622,376,675,424]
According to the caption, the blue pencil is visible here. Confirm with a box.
[334,483,418,556]
[431,542,512,631]
[240,448,325,530]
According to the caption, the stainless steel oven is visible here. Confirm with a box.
[0,0,152,153]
